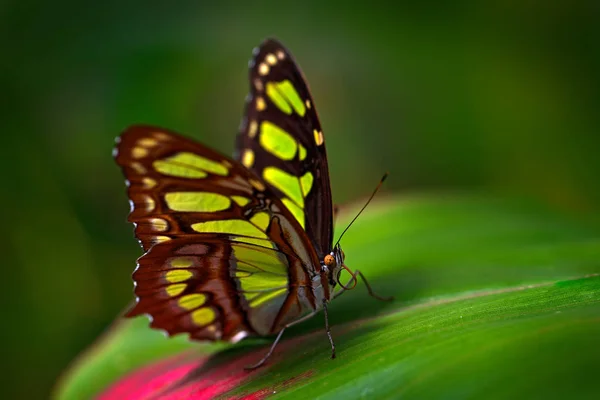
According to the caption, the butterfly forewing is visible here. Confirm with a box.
[114,125,321,340]
[236,38,334,257]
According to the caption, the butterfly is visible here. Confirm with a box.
[114,38,391,368]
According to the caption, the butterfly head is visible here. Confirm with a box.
[321,244,346,288]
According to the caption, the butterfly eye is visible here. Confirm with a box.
[323,254,336,267]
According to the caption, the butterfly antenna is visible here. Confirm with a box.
[334,172,388,248]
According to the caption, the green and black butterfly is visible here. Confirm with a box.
[114,38,391,368]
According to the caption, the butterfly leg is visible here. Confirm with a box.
[245,309,320,370]
[323,300,336,359]
[334,269,394,302]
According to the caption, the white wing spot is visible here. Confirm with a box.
[242,149,255,168]
[254,78,264,92]
[248,120,258,138]
[313,129,324,146]
[265,53,277,66]
[256,97,266,111]
[258,63,269,76]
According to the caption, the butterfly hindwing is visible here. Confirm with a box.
[236,39,334,257]
[114,125,321,340]
[128,235,311,340]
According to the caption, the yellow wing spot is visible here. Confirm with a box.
[300,172,314,196]
[253,78,264,92]
[265,82,291,115]
[258,62,269,76]
[131,162,146,174]
[242,149,255,168]
[247,288,288,308]
[250,212,270,231]
[141,195,155,212]
[266,80,306,116]
[256,96,266,111]
[276,50,285,60]
[178,293,207,310]
[263,167,303,206]
[232,243,288,307]
[232,196,251,207]
[165,192,231,212]
[154,152,228,178]
[248,121,258,138]
[282,198,304,228]
[236,270,252,278]
[265,53,277,65]
[153,235,171,244]
[298,144,307,161]
[153,132,170,141]
[259,121,297,160]
[150,218,168,232]
[185,153,228,175]
[191,307,215,326]
[250,179,265,192]
[154,160,206,178]
[231,236,274,248]
[138,137,158,147]
[313,129,324,146]
[232,244,285,268]
[165,283,186,297]
[170,257,193,268]
[165,269,193,283]
[191,219,268,239]
[132,147,148,159]
[305,99,311,109]
[142,177,157,189]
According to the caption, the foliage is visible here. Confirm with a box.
[55,196,600,399]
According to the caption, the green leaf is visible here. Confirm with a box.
[54,195,600,399]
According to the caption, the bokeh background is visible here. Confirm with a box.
[2,1,599,398]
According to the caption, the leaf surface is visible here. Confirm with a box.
[54,196,600,399]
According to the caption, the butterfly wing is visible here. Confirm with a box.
[235,38,334,257]
[114,125,322,340]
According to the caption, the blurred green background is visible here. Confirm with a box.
[2,1,599,398]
